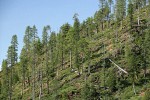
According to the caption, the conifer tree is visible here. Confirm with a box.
[20,47,28,97]
[7,45,13,100]
[73,13,80,75]
[11,35,18,64]
[42,25,51,94]
[59,23,70,69]
[49,31,57,78]
[125,45,137,95]
[1,60,9,99]
[99,0,105,30]
[66,27,74,69]
[31,25,38,100]
[143,28,150,78]
[108,0,113,13]
[115,0,126,21]
[128,0,134,29]
[23,26,33,86]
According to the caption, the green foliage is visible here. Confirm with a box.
[11,35,18,64]
[121,86,134,99]
[42,25,50,45]
[106,67,116,92]
[143,89,150,100]
[1,60,9,99]
[128,1,134,29]
[81,83,99,100]
[1,1,150,100]
[73,14,80,74]
[115,0,126,21]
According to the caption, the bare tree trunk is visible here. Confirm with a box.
[70,50,72,69]
[109,59,128,74]
[28,76,30,86]
[88,65,90,75]
[9,69,12,100]
[107,16,109,28]
[102,21,104,31]
[21,79,24,98]
[144,69,146,78]
[56,68,59,78]
[143,48,146,78]
[84,74,87,83]
[116,29,118,44]
[132,82,136,95]
[32,65,35,100]
[47,78,49,94]
[32,38,36,100]
[96,24,98,33]
[88,50,92,75]
[22,65,25,97]
[39,71,43,100]
[81,57,84,74]
[46,45,49,94]
[23,75,25,89]
[61,47,64,70]
[121,20,123,29]
[138,8,140,25]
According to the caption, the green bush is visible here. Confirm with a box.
[120,86,134,99]
[81,83,100,100]
[143,89,150,100]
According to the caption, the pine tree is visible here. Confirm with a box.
[11,35,19,85]
[23,26,33,86]
[1,60,9,99]
[115,0,126,21]
[108,0,113,13]
[42,25,51,94]
[104,1,110,27]
[7,45,13,100]
[107,68,116,92]
[125,45,137,95]
[94,9,103,31]
[31,25,38,100]
[128,0,134,29]
[61,23,70,38]
[49,32,57,79]
[0,80,1,98]
[143,28,150,78]
[24,26,33,51]
[142,0,147,6]
[78,38,89,74]
[11,35,18,65]
[59,23,70,69]
[42,27,48,45]
[20,47,28,97]
[66,27,75,70]
[34,39,42,99]
[85,17,95,38]
[73,13,80,75]
[42,25,50,46]
[99,0,106,30]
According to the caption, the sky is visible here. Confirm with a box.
[0,0,99,70]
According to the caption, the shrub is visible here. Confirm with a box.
[143,89,150,100]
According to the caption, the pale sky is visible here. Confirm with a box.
[0,0,99,70]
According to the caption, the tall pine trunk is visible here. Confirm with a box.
[70,50,72,69]
[9,68,12,100]
[39,71,43,100]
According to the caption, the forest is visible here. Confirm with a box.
[0,0,150,100]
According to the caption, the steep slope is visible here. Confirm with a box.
[0,4,150,100]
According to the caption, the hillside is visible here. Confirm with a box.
[0,1,150,100]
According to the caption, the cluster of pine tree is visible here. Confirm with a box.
[0,0,150,99]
